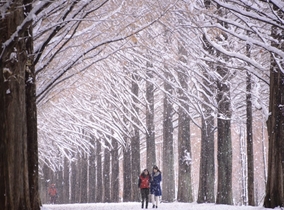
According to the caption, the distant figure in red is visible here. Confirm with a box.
[48,183,57,204]
[138,169,151,209]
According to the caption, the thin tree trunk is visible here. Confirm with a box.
[104,147,111,202]
[216,66,233,205]
[81,154,88,203]
[264,4,284,207]
[177,44,193,202]
[111,138,120,202]
[75,155,81,203]
[71,159,77,203]
[63,157,70,203]
[162,71,175,202]
[239,127,247,205]
[25,1,41,206]
[96,142,103,202]
[246,71,255,206]
[131,74,140,201]
[123,144,132,202]
[89,138,96,203]
[146,63,156,169]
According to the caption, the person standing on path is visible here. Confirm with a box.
[138,169,151,209]
[48,183,57,204]
[150,165,162,208]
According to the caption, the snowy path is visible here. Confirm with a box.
[42,202,280,210]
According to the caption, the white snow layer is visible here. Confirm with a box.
[42,202,281,210]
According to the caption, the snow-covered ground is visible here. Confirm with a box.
[42,202,280,210]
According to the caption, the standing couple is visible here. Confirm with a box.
[138,165,162,209]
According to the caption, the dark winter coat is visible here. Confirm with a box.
[150,172,162,196]
[138,174,151,189]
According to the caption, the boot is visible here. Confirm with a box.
[145,201,148,209]
[141,201,144,209]
[152,204,155,208]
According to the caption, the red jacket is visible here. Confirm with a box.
[48,187,57,196]
[139,174,150,189]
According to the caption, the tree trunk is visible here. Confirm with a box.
[55,170,63,204]
[71,159,77,203]
[162,72,175,202]
[131,74,140,201]
[246,71,255,206]
[75,155,81,203]
[0,1,40,209]
[198,1,216,202]
[197,68,215,203]
[81,154,88,203]
[216,66,233,205]
[177,44,193,202]
[123,144,132,202]
[146,63,156,169]
[96,142,103,202]
[198,114,215,203]
[264,4,284,207]
[63,157,70,203]
[89,138,96,203]
[104,147,111,202]
[111,138,120,202]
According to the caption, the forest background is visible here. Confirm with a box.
[0,0,283,210]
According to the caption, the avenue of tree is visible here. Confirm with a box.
[0,0,283,210]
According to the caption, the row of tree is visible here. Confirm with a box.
[0,0,283,209]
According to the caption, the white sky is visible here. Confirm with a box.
[42,202,281,210]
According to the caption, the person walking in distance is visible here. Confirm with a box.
[150,165,162,208]
[138,169,151,209]
[48,183,57,204]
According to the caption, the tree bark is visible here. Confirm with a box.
[104,146,111,202]
[71,158,77,203]
[89,138,96,203]
[96,142,103,202]
[131,74,140,201]
[63,157,70,203]
[264,4,284,207]
[0,1,40,209]
[162,72,175,202]
[111,138,120,202]
[198,1,216,202]
[56,170,63,204]
[81,154,88,203]
[198,113,215,203]
[123,144,132,202]
[177,44,193,202]
[197,67,215,203]
[216,66,233,205]
[246,71,255,206]
[75,155,81,203]
[146,63,156,169]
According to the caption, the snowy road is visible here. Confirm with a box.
[42,202,280,210]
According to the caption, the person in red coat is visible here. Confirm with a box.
[48,183,57,204]
[138,169,151,209]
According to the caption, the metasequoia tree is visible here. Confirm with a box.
[131,73,141,201]
[176,43,193,202]
[202,0,283,207]
[162,70,175,202]
[0,1,41,209]
[146,61,157,170]
[264,3,284,208]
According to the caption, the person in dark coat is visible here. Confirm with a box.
[138,169,151,209]
[150,165,162,208]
